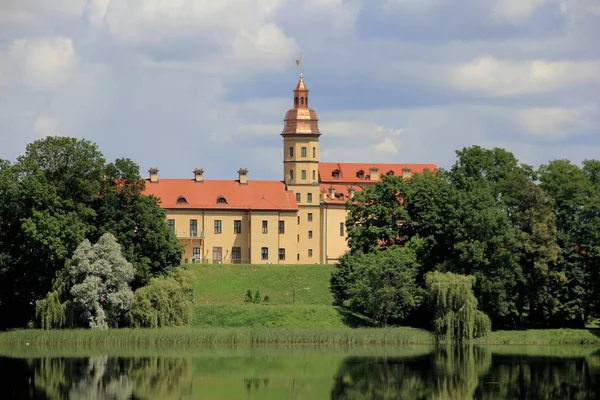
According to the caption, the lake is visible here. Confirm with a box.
[1,345,599,399]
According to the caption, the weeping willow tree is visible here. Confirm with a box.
[35,266,77,329]
[425,272,491,342]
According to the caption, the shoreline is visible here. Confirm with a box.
[1,327,599,347]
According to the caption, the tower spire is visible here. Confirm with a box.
[293,72,308,109]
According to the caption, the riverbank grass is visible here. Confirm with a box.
[478,328,600,345]
[0,327,434,346]
[1,327,599,347]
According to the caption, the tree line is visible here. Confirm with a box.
[332,146,600,330]
[0,137,186,329]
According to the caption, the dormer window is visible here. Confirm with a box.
[356,170,365,179]
[332,169,340,179]
[176,196,188,205]
[335,193,344,200]
[387,170,395,176]
[216,196,228,204]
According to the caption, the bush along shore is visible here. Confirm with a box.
[1,327,600,347]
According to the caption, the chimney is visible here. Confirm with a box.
[402,168,412,179]
[193,168,204,183]
[238,168,248,185]
[329,185,336,199]
[148,168,159,183]
[348,187,356,199]
[369,167,380,181]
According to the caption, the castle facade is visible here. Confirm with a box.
[143,74,435,264]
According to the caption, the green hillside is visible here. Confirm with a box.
[189,264,335,306]
[186,264,374,328]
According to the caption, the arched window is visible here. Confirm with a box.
[300,97,304,105]
[356,170,365,179]
[216,196,228,204]
[387,170,395,176]
[294,97,299,105]
[176,196,188,204]
[332,169,340,179]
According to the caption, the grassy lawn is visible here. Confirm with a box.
[192,305,375,328]
[187,263,335,306]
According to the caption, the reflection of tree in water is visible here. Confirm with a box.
[30,356,192,399]
[475,354,600,400]
[331,348,600,400]
[330,346,490,400]
[244,377,270,393]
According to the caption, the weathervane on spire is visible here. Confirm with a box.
[293,53,303,74]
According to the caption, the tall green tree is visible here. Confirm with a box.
[345,174,409,254]
[538,159,600,326]
[0,136,182,329]
[332,246,423,326]
[0,137,104,328]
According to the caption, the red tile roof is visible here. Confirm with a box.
[143,179,298,211]
[320,183,357,205]
[319,162,436,184]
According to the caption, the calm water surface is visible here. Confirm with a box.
[1,345,599,399]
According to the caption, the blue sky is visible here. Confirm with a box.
[1,0,598,180]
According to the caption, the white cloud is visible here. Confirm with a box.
[83,0,109,26]
[491,0,553,23]
[91,0,297,76]
[373,137,398,154]
[320,120,406,139]
[0,0,86,26]
[2,37,76,89]
[516,105,596,139]
[450,57,600,96]
[34,117,61,138]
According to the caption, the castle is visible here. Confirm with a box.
[143,73,436,264]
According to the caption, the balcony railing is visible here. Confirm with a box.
[176,231,205,239]
[184,257,252,265]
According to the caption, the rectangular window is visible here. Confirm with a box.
[279,248,286,261]
[340,222,345,236]
[289,146,294,157]
[297,234,300,242]
[308,230,313,239]
[307,193,312,203]
[189,219,197,237]
[193,247,200,259]
[278,220,285,234]
[167,219,175,233]
[213,247,222,263]
[261,247,268,260]
[234,220,242,234]
[308,213,313,222]
[297,215,300,224]
[262,220,268,234]
[232,247,241,264]
[296,193,301,203]
[214,220,222,234]
[301,147,307,157]
[312,147,316,158]
[297,253,300,261]
[301,170,306,180]
[289,170,294,180]
[308,249,313,258]
[312,170,316,181]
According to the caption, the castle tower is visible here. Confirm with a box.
[281,73,322,263]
